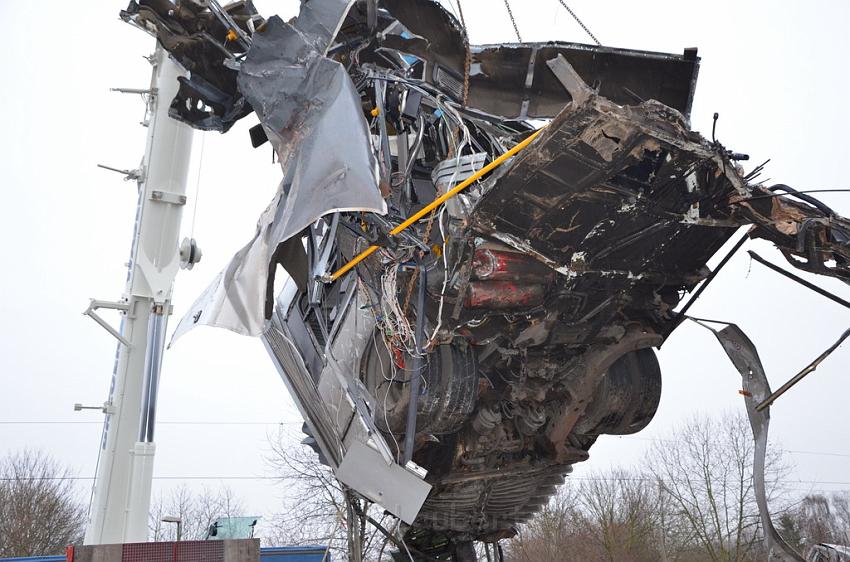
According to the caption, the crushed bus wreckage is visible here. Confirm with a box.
[126,0,850,558]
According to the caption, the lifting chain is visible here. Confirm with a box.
[502,0,522,42]
[456,0,472,105]
[555,0,601,46]
[401,187,443,316]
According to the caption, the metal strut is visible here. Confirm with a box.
[668,232,749,337]
[748,250,850,310]
[403,263,427,465]
[756,326,850,412]
[83,299,132,347]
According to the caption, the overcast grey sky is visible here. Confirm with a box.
[1,0,848,535]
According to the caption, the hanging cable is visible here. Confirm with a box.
[502,0,522,42]
[189,131,206,239]
[456,0,471,105]
[455,0,468,34]
[554,0,601,46]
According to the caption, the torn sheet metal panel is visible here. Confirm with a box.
[262,276,431,524]
[704,322,804,562]
[294,0,358,53]
[237,14,387,266]
[337,440,431,525]
[380,0,469,95]
[172,14,386,339]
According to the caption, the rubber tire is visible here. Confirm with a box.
[573,347,662,436]
[362,336,479,435]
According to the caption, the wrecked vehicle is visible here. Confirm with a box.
[125,0,850,558]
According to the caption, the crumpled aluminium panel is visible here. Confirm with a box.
[263,276,432,524]
[703,322,804,562]
[172,13,386,340]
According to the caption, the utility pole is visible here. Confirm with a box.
[84,45,194,544]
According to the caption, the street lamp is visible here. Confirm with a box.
[162,516,182,542]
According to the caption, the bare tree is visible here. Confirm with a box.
[831,492,850,543]
[777,492,850,556]
[0,450,86,557]
[265,428,386,560]
[573,469,661,561]
[148,485,245,541]
[507,483,583,561]
[507,470,664,562]
[645,412,789,562]
[508,413,790,562]
[798,495,837,547]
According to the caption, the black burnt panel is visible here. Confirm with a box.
[469,42,699,119]
[473,99,735,285]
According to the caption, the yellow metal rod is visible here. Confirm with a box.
[329,127,545,281]
[330,243,380,281]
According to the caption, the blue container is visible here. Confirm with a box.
[0,546,329,562]
[261,546,330,562]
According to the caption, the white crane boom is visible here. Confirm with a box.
[85,45,193,544]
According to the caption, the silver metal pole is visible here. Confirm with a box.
[139,305,167,443]
[403,265,427,464]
